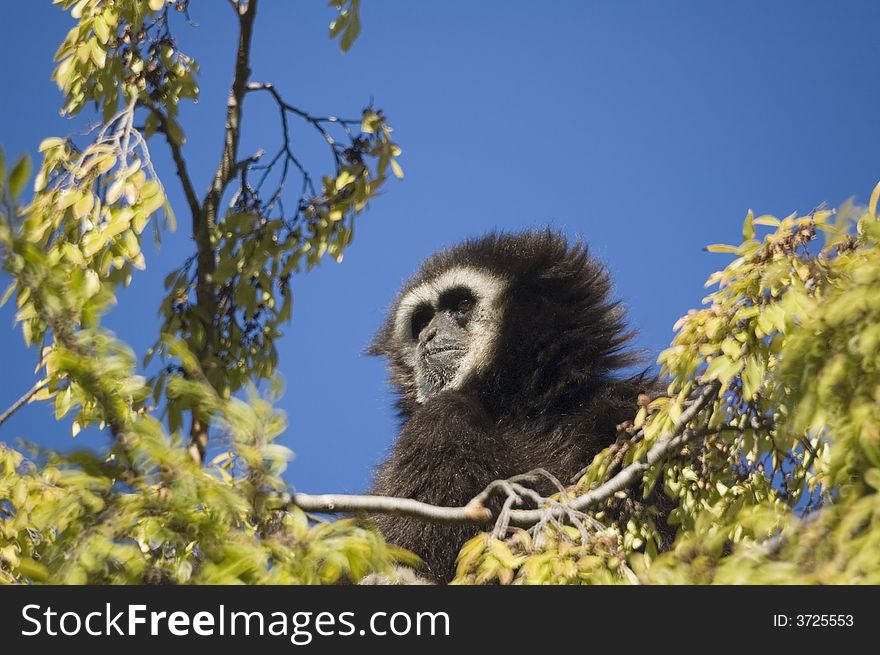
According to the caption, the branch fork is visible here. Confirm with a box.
[290,382,722,533]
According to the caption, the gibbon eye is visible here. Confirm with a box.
[410,305,433,339]
[439,287,476,317]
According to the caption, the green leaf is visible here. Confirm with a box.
[165,117,185,146]
[720,337,742,360]
[8,154,32,199]
[73,192,95,219]
[742,210,755,241]
[704,354,743,384]
[741,357,764,400]
[865,468,880,491]
[340,15,361,52]
[94,16,110,43]
[752,214,780,227]
[870,180,880,218]
[38,137,65,152]
[704,243,739,254]
[0,282,15,307]
[329,14,349,39]
[162,198,177,231]
[335,170,356,190]
[89,39,107,68]
[17,558,49,583]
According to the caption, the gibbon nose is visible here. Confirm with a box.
[421,326,438,344]
[420,312,457,346]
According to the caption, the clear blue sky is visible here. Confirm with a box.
[2,1,879,494]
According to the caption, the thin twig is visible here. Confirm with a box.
[0,380,47,428]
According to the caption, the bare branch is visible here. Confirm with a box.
[205,0,258,214]
[245,81,361,172]
[0,379,47,429]
[286,491,493,525]
[289,382,722,529]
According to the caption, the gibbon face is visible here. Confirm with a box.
[390,266,505,403]
[370,230,636,414]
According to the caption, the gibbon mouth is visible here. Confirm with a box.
[422,346,466,358]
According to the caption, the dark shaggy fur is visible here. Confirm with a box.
[369,230,657,582]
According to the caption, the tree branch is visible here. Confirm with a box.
[0,379,47,429]
[508,381,720,526]
[287,491,493,525]
[188,0,258,464]
[289,382,722,529]
[143,104,201,223]
[205,0,258,215]
[245,81,360,173]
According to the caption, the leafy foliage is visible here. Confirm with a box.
[53,0,199,121]
[151,100,403,409]
[0,139,409,584]
[454,187,880,584]
[0,1,407,584]
[0,382,407,584]
[46,0,404,420]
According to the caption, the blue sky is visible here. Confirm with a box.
[2,1,879,495]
